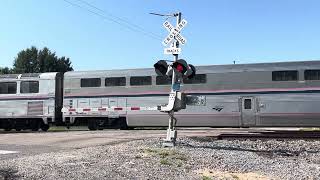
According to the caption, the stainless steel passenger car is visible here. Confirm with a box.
[0,73,63,131]
[62,60,320,129]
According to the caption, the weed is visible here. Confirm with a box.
[174,154,187,161]
[143,148,158,154]
[160,158,172,166]
[177,161,183,167]
[202,175,212,180]
[159,150,171,158]
[231,174,239,179]
[300,127,320,131]
[142,148,187,167]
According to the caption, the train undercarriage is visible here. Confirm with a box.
[65,117,129,130]
[0,117,129,132]
[0,118,50,132]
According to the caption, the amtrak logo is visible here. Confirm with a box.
[212,106,224,112]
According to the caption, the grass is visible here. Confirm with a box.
[48,126,89,132]
[160,158,172,165]
[174,154,188,161]
[140,148,187,167]
[202,176,212,180]
[300,127,320,131]
[158,149,177,158]
[132,127,167,130]
[143,148,158,154]
[158,150,170,158]
[231,174,240,179]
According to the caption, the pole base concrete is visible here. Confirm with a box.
[162,129,177,147]
[162,140,175,147]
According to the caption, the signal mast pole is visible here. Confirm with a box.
[151,11,191,147]
[172,12,182,83]
[165,12,182,147]
[153,12,204,147]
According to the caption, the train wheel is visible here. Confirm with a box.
[119,117,128,130]
[4,120,13,131]
[88,119,97,131]
[30,120,40,131]
[15,121,24,132]
[40,123,50,132]
[97,119,104,130]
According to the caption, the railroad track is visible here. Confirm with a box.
[216,130,320,140]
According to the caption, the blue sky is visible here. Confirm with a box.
[0,0,320,70]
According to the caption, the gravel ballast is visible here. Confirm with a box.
[0,137,320,180]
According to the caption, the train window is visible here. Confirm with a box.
[305,70,320,80]
[130,76,152,86]
[0,82,17,94]
[21,81,39,93]
[183,74,207,84]
[105,77,126,86]
[20,73,40,78]
[80,78,101,87]
[0,74,19,79]
[244,99,252,109]
[272,71,298,81]
[156,76,171,85]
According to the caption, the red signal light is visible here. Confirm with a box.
[172,61,187,74]
[176,64,184,72]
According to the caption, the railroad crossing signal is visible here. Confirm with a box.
[162,19,187,46]
[154,59,196,79]
[154,60,168,76]
[154,59,197,113]
[152,12,191,147]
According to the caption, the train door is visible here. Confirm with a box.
[241,97,256,126]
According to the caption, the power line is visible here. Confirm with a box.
[76,0,162,40]
[62,0,162,41]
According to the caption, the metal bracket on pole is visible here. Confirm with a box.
[157,92,177,112]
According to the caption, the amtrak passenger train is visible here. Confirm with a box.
[0,60,320,131]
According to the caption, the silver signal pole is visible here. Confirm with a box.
[153,13,202,147]
[150,11,184,147]
[164,12,182,147]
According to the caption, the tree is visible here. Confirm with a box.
[13,46,38,73]
[0,67,13,74]
[13,46,73,73]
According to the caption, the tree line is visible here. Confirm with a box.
[0,46,73,74]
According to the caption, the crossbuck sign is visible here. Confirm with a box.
[162,19,187,54]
